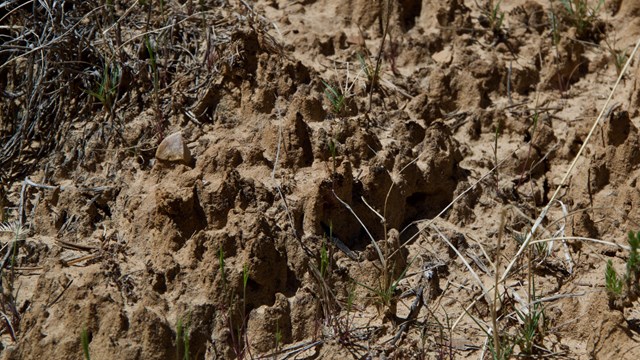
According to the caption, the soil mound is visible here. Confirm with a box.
[2,0,640,358]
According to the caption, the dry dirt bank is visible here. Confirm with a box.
[1,0,640,358]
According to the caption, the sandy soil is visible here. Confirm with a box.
[2,0,640,358]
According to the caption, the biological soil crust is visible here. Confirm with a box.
[1,0,640,359]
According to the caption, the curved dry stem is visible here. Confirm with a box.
[452,283,497,332]
[529,236,630,251]
[332,189,386,270]
[431,224,489,301]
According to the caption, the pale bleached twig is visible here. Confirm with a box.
[529,236,630,251]
[332,189,386,268]
[431,224,489,303]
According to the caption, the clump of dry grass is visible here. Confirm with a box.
[0,1,282,187]
[0,220,28,340]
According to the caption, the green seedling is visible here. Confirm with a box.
[323,58,366,115]
[515,305,545,355]
[430,311,455,360]
[242,263,249,333]
[184,330,190,360]
[626,230,640,288]
[604,230,640,309]
[559,0,604,40]
[218,247,227,288]
[343,281,356,335]
[85,63,120,117]
[242,263,249,305]
[355,258,413,320]
[275,322,282,355]
[308,221,338,329]
[328,138,337,177]
[514,280,547,356]
[357,53,379,90]
[176,317,190,360]
[320,238,329,278]
[477,1,505,39]
[473,226,548,359]
[611,49,629,75]
[603,33,631,76]
[346,281,355,313]
[0,188,6,222]
[487,335,515,360]
[322,80,346,115]
[605,260,623,296]
[467,309,514,360]
[145,36,159,89]
[198,0,206,28]
[81,327,91,360]
[217,252,251,358]
[514,230,547,260]
[176,318,184,360]
[487,0,505,35]
[242,264,249,288]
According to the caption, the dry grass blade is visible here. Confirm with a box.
[0,220,29,272]
[0,310,16,340]
[1,3,107,187]
[529,236,630,251]
[55,239,98,252]
[62,254,101,267]
[431,224,489,302]
[0,221,28,242]
[332,189,386,269]
[0,5,106,71]
[555,200,574,273]
[0,219,28,341]
[452,285,497,332]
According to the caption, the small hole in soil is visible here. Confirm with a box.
[152,273,167,294]
[398,0,421,30]
[406,192,427,208]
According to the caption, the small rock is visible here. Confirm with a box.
[155,131,192,165]
[432,46,452,65]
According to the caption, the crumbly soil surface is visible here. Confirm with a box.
[2,0,640,359]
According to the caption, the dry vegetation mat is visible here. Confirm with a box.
[2,0,640,358]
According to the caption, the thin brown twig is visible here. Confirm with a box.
[368,0,392,112]
[62,254,101,267]
[56,239,98,252]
